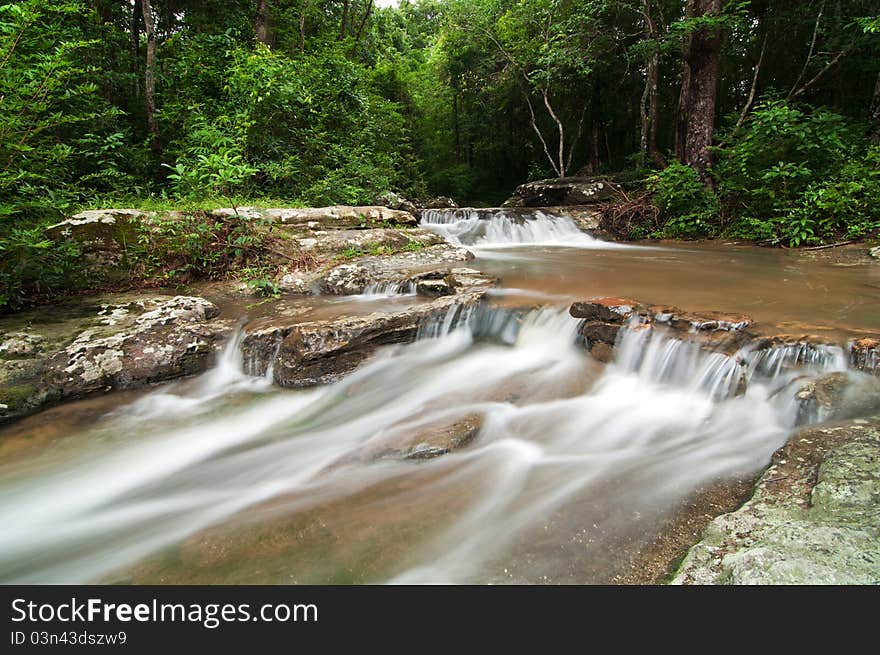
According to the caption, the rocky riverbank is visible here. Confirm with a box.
[2,202,879,585]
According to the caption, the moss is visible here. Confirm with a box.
[0,383,38,410]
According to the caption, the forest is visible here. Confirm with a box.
[1,0,879,309]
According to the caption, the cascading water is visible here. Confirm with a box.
[0,297,855,584]
[355,281,417,300]
[419,208,613,248]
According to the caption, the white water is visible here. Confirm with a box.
[352,281,417,301]
[0,208,869,584]
[0,301,851,584]
[420,208,617,249]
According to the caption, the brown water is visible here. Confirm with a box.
[1,220,877,584]
[475,242,880,340]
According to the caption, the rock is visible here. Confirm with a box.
[569,298,753,353]
[0,295,229,422]
[45,209,145,273]
[375,191,418,215]
[505,177,618,207]
[211,206,418,229]
[671,417,880,585]
[570,298,640,323]
[869,246,880,260]
[793,371,880,423]
[579,321,626,346]
[303,244,480,296]
[241,291,487,387]
[424,196,459,209]
[0,333,45,357]
[851,338,879,374]
[415,279,454,297]
[334,413,484,465]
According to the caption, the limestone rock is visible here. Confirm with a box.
[45,209,146,273]
[211,206,417,229]
[671,417,880,585]
[505,177,618,207]
[0,295,229,422]
[375,191,418,215]
[241,291,487,387]
[424,196,459,209]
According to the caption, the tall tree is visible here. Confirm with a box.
[255,0,270,45]
[678,0,722,186]
[638,0,664,167]
[141,0,160,153]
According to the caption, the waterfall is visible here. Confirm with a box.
[419,208,606,248]
[357,281,417,299]
[0,303,867,584]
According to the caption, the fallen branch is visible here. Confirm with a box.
[802,240,856,251]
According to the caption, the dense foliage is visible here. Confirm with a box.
[1,0,878,308]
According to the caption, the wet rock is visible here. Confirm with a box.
[579,321,625,346]
[869,246,880,260]
[794,371,880,423]
[0,295,229,422]
[667,310,751,333]
[589,341,615,363]
[424,196,459,209]
[570,298,753,353]
[671,417,880,585]
[303,244,478,296]
[415,279,454,297]
[373,413,483,462]
[242,291,487,387]
[851,338,879,374]
[505,177,618,207]
[570,298,640,323]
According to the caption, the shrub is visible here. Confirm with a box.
[645,162,719,238]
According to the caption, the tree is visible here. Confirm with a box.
[677,0,722,186]
[142,0,160,153]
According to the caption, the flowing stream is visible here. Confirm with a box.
[0,208,876,584]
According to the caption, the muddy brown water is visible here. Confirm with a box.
[0,235,877,584]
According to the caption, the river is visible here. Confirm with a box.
[0,209,877,583]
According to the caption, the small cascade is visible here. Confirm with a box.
[358,281,417,298]
[415,302,581,347]
[607,322,857,424]
[419,208,604,248]
[611,326,746,401]
[741,341,848,380]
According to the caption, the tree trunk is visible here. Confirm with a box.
[639,0,664,168]
[338,0,350,41]
[141,0,160,153]
[453,92,461,160]
[589,120,601,173]
[255,0,270,45]
[674,0,695,161]
[681,0,722,186]
[353,0,373,44]
[130,0,141,98]
[870,71,880,145]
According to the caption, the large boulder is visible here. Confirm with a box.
[210,206,417,229]
[793,371,880,423]
[504,177,618,207]
[671,417,880,584]
[375,191,418,215]
[277,243,482,295]
[45,209,147,274]
[241,290,488,387]
[569,297,752,355]
[0,294,230,423]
